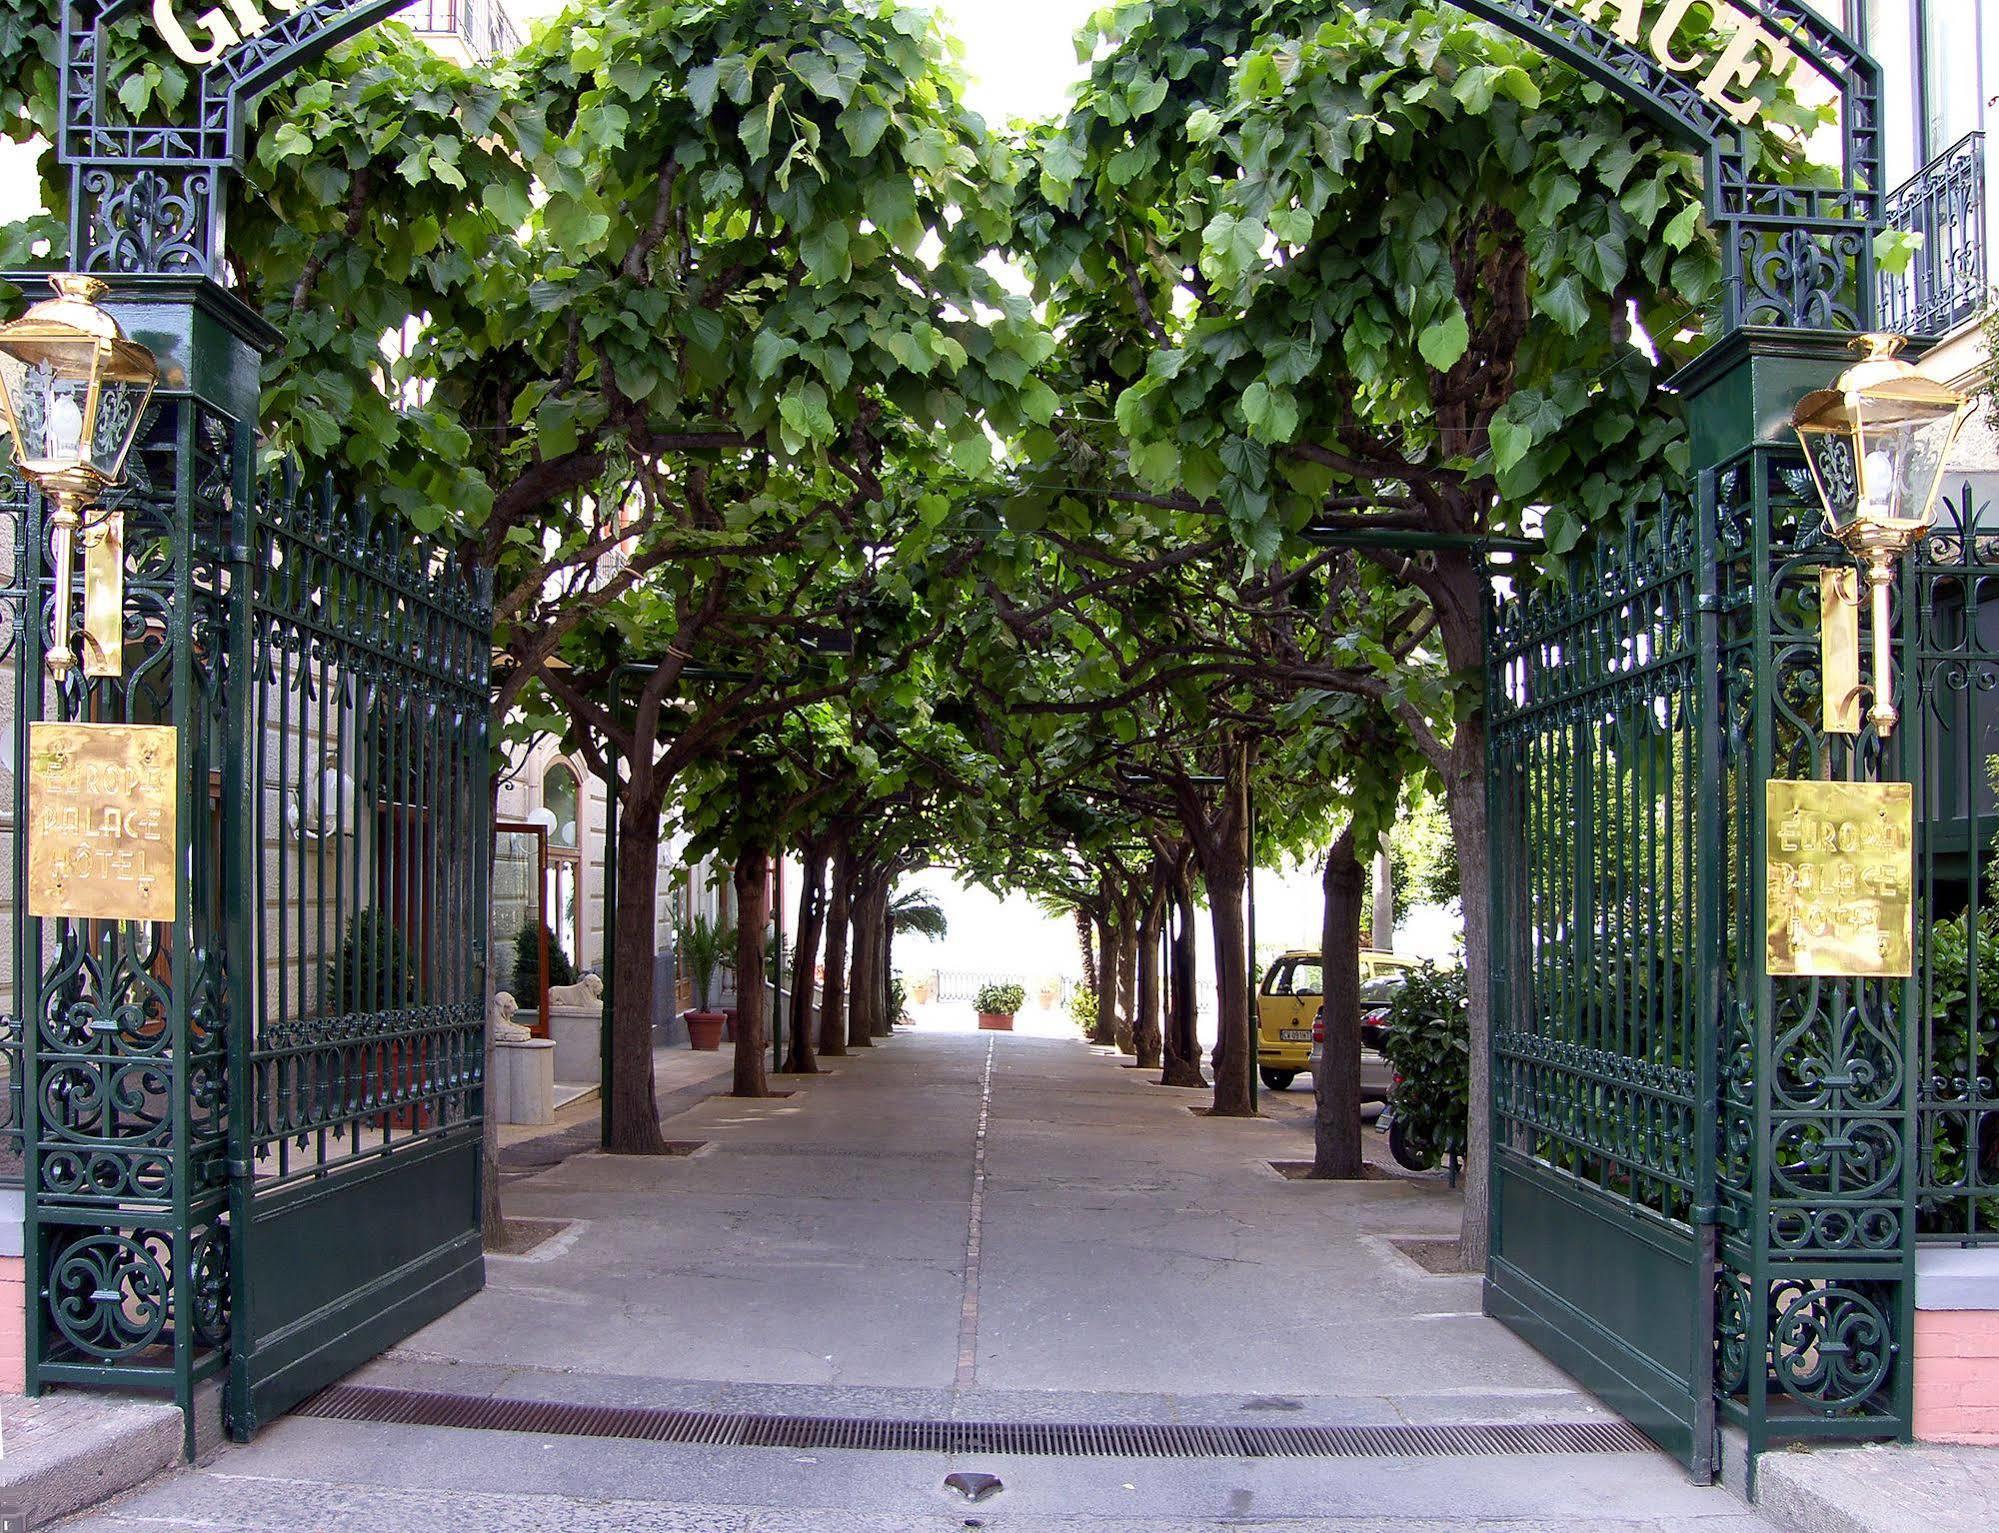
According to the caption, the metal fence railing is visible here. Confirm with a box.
[1881,131,1988,337]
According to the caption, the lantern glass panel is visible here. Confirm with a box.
[1801,426,1862,526]
[87,370,154,485]
[0,351,94,476]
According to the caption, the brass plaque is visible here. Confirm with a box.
[1821,567,1862,736]
[1766,780,1912,978]
[28,723,179,924]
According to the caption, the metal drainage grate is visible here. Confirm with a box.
[297,1385,1651,1460]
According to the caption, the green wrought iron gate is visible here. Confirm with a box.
[1486,495,1722,1477]
[8,368,491,1441]
[222,471,491,1436]
[1489,439,1925,1477]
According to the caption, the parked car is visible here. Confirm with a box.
[1306,1003,1395,1103]
[1256,949,1416,1090]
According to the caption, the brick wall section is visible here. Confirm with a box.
[1915,1308,1999,1445]
[0,1255,26,1395]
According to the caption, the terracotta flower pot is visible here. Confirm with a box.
[977,1012,1015,1032]
[686,1010,726,1051]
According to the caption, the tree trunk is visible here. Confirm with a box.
[1206,859,1254,1116]
[1447,719,1491,1267]
[606,794,669,1151]
[1074,907,1097,993]
[1312,828,1366,1179]
[1114,919,1138,1055]
[874,891,894,1035]
[848,865,880,1047]
[1133,871,1164,1071]
[1371,846,1394,953]
[1429,552,1490,1267]
[481,771,506,1242]
[1160,872,1205,1088]
[732,845,771,1098]
[818,835,852,1057]
[1091,913,1118,1047]
[784,841,827,1074]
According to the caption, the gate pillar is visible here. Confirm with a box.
[1678,328,1923,1464]
[15,272,274,1454]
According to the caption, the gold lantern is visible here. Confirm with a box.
[1793,333,1973,739]
[0,275,160,678]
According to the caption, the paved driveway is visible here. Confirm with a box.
[59,1027,1772,1530]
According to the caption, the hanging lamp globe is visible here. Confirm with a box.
[0,275,160,677]
[1792,333,1973,737]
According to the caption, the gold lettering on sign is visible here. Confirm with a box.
[1547,0,1805,130]
[27,723,179,925]
[1765,780,1913,978]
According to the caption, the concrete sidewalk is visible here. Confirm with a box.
[55,1027,1775,1530]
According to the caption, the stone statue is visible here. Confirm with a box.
[546,972,605,1010]
[490,990,532,1043]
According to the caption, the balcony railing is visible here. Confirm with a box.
[1881,131,1988,337]
[400,0,521,60]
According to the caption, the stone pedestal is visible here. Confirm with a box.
[548,1006,601,1085]
[492,1037,556,1125]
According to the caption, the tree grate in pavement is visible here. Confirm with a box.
[296,1385,1650,1460]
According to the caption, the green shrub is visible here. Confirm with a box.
[325,910,417,1016]
[1379,962,1470,1164]
[976,981,1025,1016]
[1070,988,1098,1035]
[890,972,907,1024]
[1917,909,1999,1234]
[509,917,575,1003]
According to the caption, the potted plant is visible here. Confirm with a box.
[673,913,734,1050]
[975,981,1025,1032]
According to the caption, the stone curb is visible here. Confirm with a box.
[1754,1443,1998,1533]
[0,1393,182,1530]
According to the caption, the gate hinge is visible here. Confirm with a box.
[1694,593,1722,613]
[226,1158,253,1180]
[1690,1202,1721,1226]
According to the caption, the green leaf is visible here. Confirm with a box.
[687,62,722,117]
[545,194,610,250]
[1130,438,1179,490]
[1662,200,1704,250]
[1536,274,1591,333]
[1489,416,1531,474]
[752,330,799,379]
[1417,307,1470,371]
[840,101,892,156]
[1240,380,1299,444]
[800,220,852,284]
[951,431,993,474]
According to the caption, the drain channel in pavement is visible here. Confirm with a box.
[297,1384,1651,1460]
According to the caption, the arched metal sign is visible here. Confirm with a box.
[60,0,1883,328]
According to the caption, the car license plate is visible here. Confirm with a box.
[1278,1029,1311,1042]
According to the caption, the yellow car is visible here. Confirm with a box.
[1256,949,1418,1090]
